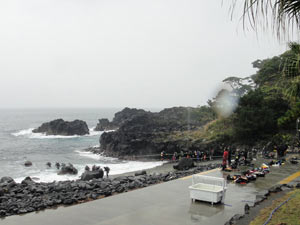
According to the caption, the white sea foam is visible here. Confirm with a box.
[14,170,80,183]
[12,128,34,136]
[89,127,103,136]
[11,128,104,139]
[75,150,118,162]
[14,155,165,183]
[75,150,165,175]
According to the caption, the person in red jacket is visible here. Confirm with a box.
[222,148,229,171]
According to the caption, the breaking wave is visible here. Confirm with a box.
[11,127,103,139]
[14,153,165,183]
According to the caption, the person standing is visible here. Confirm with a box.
[180,150,184,159]
[104,166,110,178]
[209,148,213,161]
[160,151,164,161]
[228,147,232,166]
[187,151,190,159]
[222,148,228,171]
[200,151,203,161]
[172,152,177,161]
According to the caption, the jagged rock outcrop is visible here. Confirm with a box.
[99,107,218,158]
[33,119,89,136]
[112,107,149,126]
[94,119,116,131]
[95,107,149,131]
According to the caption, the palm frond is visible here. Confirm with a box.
[234,0,300,39]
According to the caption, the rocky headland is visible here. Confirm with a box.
[96,106,219,158]
[94,107,148,131]
[33,119,89,136]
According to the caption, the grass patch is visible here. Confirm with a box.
[157,117,235,144]
[250,189,300,225]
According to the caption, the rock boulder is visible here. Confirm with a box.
[58,164,78,175]
[33,119,89,136]
[80,169,104,181]
[0,177,14,184]
[173,158,195,170]
[24,161,32,167]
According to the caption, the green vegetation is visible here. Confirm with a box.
[225,43,299,145]
[189,106,217,126]
[158,106,217,126]
[250,189,300,225]
[156,43,300,150]
[234,88,289,144]
[200,43,300,147]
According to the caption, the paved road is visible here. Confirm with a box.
[2,159,300,225]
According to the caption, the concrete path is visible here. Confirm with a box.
[2,160,300,225]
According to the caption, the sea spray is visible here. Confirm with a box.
[12,128,103,139]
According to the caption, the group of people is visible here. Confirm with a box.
[222,147,254,170]
[84,165,110,178]
[161,149,214,162]
[262,144,288,159]
[47,162,111,178]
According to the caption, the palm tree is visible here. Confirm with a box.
[232,1,300,98]
[233,0,300,39]
[283,42,300,100]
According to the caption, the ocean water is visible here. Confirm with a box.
[0,108,164,183]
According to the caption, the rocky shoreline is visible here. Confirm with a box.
[0,162,221,218]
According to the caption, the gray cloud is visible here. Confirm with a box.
[0,0,288,108]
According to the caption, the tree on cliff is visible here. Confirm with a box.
[250,42,300,101]
[205,43,300,146]
[232,42,300,144]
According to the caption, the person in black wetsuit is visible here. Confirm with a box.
[228,147,232,166]
[104,166,110,178]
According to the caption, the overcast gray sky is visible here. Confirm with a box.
[0,0,289,108]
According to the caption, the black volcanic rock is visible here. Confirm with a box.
[112,107,149,126]
[95,108,149,131]
[33,119,89,136]
[99,114,163,158]
[24,161,32,167]
[81,169,104,181]
[58,164,78,175]
[135,170,147,176]
[99,107,217,158]
[0,177,14,184]
[94,119,116,131]
[173,158,195,170]
[21,177,35,186]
